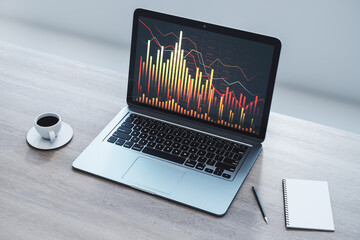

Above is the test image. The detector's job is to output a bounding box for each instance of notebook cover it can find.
[282,179,335,231]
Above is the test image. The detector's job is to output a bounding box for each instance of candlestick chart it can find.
[132,18,273,134]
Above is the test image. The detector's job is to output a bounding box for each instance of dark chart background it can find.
[131,16,274,135]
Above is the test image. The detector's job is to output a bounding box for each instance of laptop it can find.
[73,8,281,216]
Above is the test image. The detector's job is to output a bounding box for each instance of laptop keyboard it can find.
[106,113,249,180]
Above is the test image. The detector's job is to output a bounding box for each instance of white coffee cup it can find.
[34,112,62,143]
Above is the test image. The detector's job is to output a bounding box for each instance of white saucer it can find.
[27,122,73,150]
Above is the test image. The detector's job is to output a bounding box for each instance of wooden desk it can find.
[1,42,359,239]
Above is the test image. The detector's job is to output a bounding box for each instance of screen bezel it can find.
[127,8,281,141]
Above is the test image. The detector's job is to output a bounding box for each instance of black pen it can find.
[252,186,268,224]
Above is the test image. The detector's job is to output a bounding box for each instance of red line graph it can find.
[155,26,252,83]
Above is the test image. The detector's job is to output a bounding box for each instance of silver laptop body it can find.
[73,9,281,216]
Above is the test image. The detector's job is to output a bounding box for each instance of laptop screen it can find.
[128,10,280,139]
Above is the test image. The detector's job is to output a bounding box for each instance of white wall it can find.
[1,0,359,102]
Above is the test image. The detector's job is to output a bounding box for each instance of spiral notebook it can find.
[282,179,335,231]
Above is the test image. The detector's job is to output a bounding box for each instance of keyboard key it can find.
[180,145,189,151]
[155,144,164,150]
[182,139,190,145]
[233,147,246,154]
[195,163,206,170]
[155,138,164,143]
[139,133,148,139]
[107,136,117,143]
[171,149,181,155]
[189,135,198,141]
[222,173,231,179]
[215,168,224,173]
[142,147,186,164]
[181,133,190,138]
[133,125,142,131]
[205,168,213,173]
[139,139,148,145]
[130,131,140,136]
[199,144,207,150]
[117,127,131,134]
[231,142,241,148]
[125,117,135,123]
[121,122,134,129]
[180,151,190,158]
[113,131,131,140]
[157,126,165,131]
[172,142,181,148]
[214,155,224,161]
[215,142,224,148]
[142,127,150,133]
[130,137,140,143]
[195,132,204,137]
[205,135,214,140]
[157,132,166,138]
[163,140,172,146]
[233,154,243,160]
[115,139,125,146]
[198,156,207,163]
[163,146,173,152]
[173,131,181,136]
[206,152,215,158]
[147,142,156,148]
[207,146,216,152]
[185,160,196,168]
[133,119,141,125]
[214,168,224,176]
[149,130,158,135]
[149,124,157,129]
[221,139,232,145]
[239,145,248,150]
[207,159,216,166]
[223,145,232,151]
[164,128,173,134]
[198,138,207,143]
[174,137,182,142]
[189,154,198,161]
[216,149,225,155]
[214,168,223,176]
[145,118,153,123]
[132,144,144,151]
[223,158,240,166]
[123,141,133,148]
[147,135,156,141]
[190,142,199,147]
[197,150,206,156]
[189,148,197,154]
[165,135,174,140]
[215,162,236,172]
[224,152,233,158]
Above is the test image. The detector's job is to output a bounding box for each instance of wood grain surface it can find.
[0,41,359,240]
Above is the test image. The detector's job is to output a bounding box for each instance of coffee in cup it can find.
[34,112,62,143]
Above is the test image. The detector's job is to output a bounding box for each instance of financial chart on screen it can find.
[131,17,274,135]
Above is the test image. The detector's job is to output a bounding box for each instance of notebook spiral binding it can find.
[282,179,290,226]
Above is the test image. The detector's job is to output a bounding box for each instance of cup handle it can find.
[49,130,56,143]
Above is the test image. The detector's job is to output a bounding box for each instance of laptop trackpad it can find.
[123,157,186,195]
